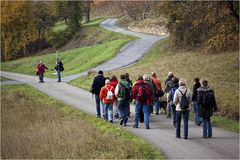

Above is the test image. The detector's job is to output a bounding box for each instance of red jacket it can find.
[37,64,48,73]
[132,80,152,105]
[100,84,115,104]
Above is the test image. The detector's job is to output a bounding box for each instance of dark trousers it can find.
[176,110,189,138]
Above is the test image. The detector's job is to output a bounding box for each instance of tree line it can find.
[1,1,91,61]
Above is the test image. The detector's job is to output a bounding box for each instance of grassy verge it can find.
[1,18,136,78]
[71,38,239,133]
[1,84,165,159]
[1,76,10,82]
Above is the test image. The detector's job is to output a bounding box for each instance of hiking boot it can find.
[208,135,212,138]
[202,135,207,138]
[109,120,113,123]
[114,114,119,119]
[123,123,127,126]
[176,136,181,138]
[146,126,150,129]
[197,121,202,126]
[184,137,188,140]
[133,125,138,128]
[119,119,123,125]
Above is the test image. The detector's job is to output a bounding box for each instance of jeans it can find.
[166,102,172,116]
[95,95,101,117]
[171,104,177,126]
[149,104,153,115]
[176,110,189,138]
[134,103,149,128]
[118,100,129,124]
[113,101,119,115]
[57,70,61,82]
[39,73,44,82]
[202,117,212,137]
[193,101,202,125]
[104,103,113,121]
[155,96,160,114]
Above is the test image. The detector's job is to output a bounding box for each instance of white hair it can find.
[143,74,150,81]
[105,79,110,84]
[168,72,173,76]
[179,78,187,86]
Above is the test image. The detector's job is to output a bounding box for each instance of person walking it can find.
[169,77,179,127]
[173,78,192,139]
[151,71,164,115]
[115,74,131,126]
[90,70,106,118]
[110,75,119,119]
[164,72,174,118]
[197,79,217,138]
[36,60,48,83]
[55,58,64,82]
[144,74,155,115]
[192,77,202,125]
[132,74,152,129]
[100,79,115,122]
[125,73,133,116]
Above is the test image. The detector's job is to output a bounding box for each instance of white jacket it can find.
[173,85,192,111]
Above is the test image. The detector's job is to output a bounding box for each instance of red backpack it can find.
[137,83,151,102]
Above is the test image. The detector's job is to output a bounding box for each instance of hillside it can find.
[70,38,239,131]
[1,19,135,78]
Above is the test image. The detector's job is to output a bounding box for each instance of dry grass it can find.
[1,84,164,159]
[71,38,239,121]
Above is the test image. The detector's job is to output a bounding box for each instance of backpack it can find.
[105,86,114,100]
[60,66,64,71]
[137,83,150,101]
[119,82,131,101]
[202,91,215,108]
[59,62,64,71]
[178,89,189,110]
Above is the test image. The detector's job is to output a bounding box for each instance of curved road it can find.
[1,19,239,159]
[62,18,164,82]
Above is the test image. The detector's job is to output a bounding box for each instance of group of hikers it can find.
[36,59,64,82]
[90,71,218,139]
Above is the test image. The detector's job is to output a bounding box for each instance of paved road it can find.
[62,18,164,82]
[1,71,239,159]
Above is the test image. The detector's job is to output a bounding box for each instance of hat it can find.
[98,70,103,75]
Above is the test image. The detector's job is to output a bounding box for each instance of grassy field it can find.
[1,84,165,159]
[1,18,135,78]
[70,38,239,133]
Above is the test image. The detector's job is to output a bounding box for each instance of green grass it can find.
[1,84,165,159]
[1,18,135,78]
[71,38,239,133]
[51,21,68,33]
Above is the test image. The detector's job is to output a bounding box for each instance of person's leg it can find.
[193,101,202,125]
[104,103,108,121]
[39,73,43,82]
[101,101,105,118]
[42,73,44,82]
[57,70,61,82]
[176,111,182,138]
[123,101,129,125]
[172,104,177,127]
[183,110,189,139]
[113,101,119,119]
[202,118,207,138]
[108,103,113,122]
[143,104,150,129]
[139,105,144,123]
[166,102,172,118]
[118,100,124,125]
[95,95,101,117]
[155,96,160,114]
[207,117,212,137]
[134,103,140,128]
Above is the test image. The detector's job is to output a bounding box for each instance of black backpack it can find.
[178,89,189,110]
[202,91,215,108]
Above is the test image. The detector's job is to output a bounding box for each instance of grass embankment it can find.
[1,84,165,159]
[1,18,135,78]
[71,38,239,133]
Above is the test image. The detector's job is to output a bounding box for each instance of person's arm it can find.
[90,77,97,94]
[99,87,104,102]
[212,91,218,112]
[173,90,178,106]
[114,84,119,97]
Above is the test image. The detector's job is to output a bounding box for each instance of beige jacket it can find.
[173,86,192,111]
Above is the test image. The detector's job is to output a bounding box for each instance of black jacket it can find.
[90,74,105,96]
[192,82,201,101]
[197,86,217,118]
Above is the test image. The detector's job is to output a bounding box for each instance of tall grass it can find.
[1,84,165,159]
